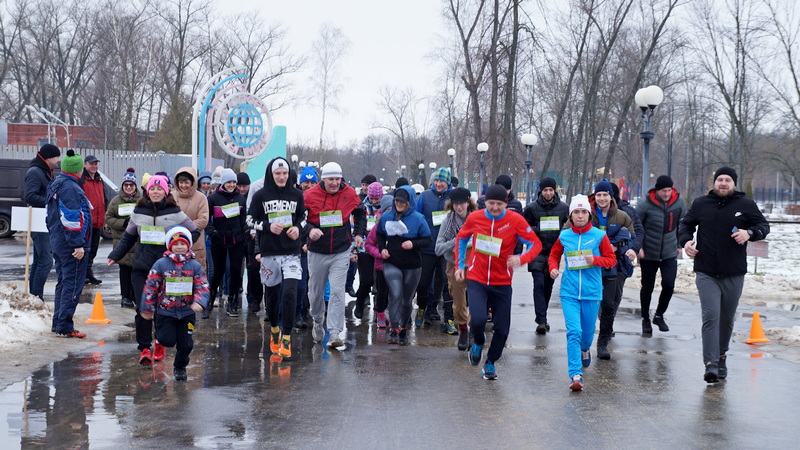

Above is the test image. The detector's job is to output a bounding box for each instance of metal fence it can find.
[2,145,224,187]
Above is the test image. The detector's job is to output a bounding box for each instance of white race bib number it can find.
[320,210,343,228]
[475,234,502,257]
[540,216,560,231]
[118,203,135,217]
[165,276,192,296]
[367,217,376,231]
[268,211,292,228]
[221,203,240,218]
[566,250,593,270]
[140,226,165,245]
[431,211,447,227]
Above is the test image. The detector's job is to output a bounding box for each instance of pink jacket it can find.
[365,210,384,271]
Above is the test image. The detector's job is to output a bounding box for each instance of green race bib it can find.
[566,250,593,270]
[140,226,165,245]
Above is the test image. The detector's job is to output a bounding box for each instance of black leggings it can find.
[210,243,246,297]
[640,258,678,318]
[266,278,298,335]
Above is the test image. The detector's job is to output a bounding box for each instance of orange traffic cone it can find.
[86,292,112,324]
[745,311,769,344]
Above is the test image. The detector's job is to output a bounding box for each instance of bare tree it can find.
[310,23,351,150]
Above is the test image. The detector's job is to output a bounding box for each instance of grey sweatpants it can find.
[696,272,744,365]
[383,263,422,329]
[308,251,351,338]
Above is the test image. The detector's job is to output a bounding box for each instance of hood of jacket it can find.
[30,154,53,178]
[391,185,419,218]
[647,186,681,208]
[263,157,299,193]
[174,166,198,199]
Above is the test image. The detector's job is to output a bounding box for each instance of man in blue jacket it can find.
[24,144,61,300]
[46,150,92,338]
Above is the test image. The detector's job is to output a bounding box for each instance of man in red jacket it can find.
[455,184,542,380]
[80,155,107,285]
[303,162,367,349]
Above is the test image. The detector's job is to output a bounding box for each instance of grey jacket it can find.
[636,188,686,261]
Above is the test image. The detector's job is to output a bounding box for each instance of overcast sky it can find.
[227,0,447,146]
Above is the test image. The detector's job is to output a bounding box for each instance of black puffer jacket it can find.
[523,192,569,272]
[678,190,769,278]
[206,186,248,248]
[636,188,685,261]
[24,155,54,207]
[108,200,199,273]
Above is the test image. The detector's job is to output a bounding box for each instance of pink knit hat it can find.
[367,182,384,199]
[145,175,170,197]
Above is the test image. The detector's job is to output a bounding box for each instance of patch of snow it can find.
[0,282,52,346]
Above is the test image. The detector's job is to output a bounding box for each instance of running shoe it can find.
[278,336,292,360]
[312,320,325,343]
[270,331,281,354]
[443,319,458,335]
[468,343,483,366]
[570,374,583,391]
[153,341,166,362]
[581,350,591,368]
[376,312,388,329]
[139,348,152,366]
[414,308,426,327]
[482,361,497,380]
[174,368,187,381]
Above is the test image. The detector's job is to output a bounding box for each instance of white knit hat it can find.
[569,194,591,215]
[165,226,193,248]
[320,162,343,179]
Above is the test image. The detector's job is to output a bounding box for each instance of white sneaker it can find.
[327,330,344,348]
[312,320,324,343]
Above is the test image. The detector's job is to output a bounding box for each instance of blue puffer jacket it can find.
[377,185,432,269]
[46,172,92,251]
[416,184,452,254]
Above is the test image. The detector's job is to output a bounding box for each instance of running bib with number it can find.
[566,250,593,270]
[475,234,502,257]
[431,211,447,227]
[367,217,376,231]
[268,211,292,228]
[165,276,193,296]
[540,216,560,231]
[320,210,343,227]
[221,203,240,218]
[140,226,165,245]
[118,203,135,217]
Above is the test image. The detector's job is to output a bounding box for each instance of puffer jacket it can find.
[376,185,432,269]
[523,191,569,272]
[105,189,142,267]
[173,167,210,268]
[206,185,247,248]
[585,195,634,279]
[304,179,366,254]
[141,250,209,319]
[24,155,54,208]
[46,172,92,251]
[416,184,452,254]
[636,188,686,261]
[108,199,199,273]
[80,170,107,228]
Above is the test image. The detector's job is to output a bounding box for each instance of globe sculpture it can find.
[226,103,263,148]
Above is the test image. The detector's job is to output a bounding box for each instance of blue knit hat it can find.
[121,167,137,185]
[299,166,318,183]
[594,179,613,195]
[432,167,451,185]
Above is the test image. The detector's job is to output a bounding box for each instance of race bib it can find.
[431,210,447,227]
[566,250,593,270]
[221,203,240,218]
[118,203,135,217]
[367,217,376,231]
[320,210,343,228]
[140,226,165,245]
[475,234,502,257]
[385,220,409,236]
[165,276,192,296]
[268,211,292,228]
[540,216,560,231]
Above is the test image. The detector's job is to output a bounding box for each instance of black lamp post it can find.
[477,142,488,193]
[520,134,537,205]
[635,85,664,195]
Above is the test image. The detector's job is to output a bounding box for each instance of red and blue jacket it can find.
[46,172,92,250]
[142,250,210,319]
[548,223,616,301]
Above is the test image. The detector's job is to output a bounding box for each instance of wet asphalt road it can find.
[1,236,799,448]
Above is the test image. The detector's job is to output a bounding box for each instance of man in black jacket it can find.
[678,166,769,383]
[24,144,61,300]
[522,177,568,334]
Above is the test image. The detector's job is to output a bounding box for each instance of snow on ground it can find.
[0,282,52,346]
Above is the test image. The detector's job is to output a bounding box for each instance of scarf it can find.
[440,210,466,242]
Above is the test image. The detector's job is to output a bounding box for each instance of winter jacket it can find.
[376,186,432,269]
[141,250,209,319]
[365,222,384,271]
[678,190,769,278]
[455,208,542,286]
[477,190,524,214]
[304,180,366,254]
[105,189,142,267]
[46,172,92,251]
[108,200,199,273]
[206,186,248,248]
[416,185,452,254]
[24,155,54,208]
[548,223,616,301]
[80,170,107,228]
[584,196,634,279]
[522,192,569,272]
[173,167,210,268]
[616,197,644,254]
[435,210,470,264]
[247,159,305,256]
[636,188,686,261]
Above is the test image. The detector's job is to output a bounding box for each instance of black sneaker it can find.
[121,297,135,308]
[398,328,409,346]
[704,362,719,383]
[718,354,727,379]
[354,301,364,319]
[652,315,669,332]
[536,323,549,335]
[346,288,357,298]
[597,346,611,360]
[457,326,469,351]
[87,276,102,285]
[174,368,188,381]
[642,318,653,334]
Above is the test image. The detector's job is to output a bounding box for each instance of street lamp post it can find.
[401,165,406,179]
[447,148,456,180]
[477,142,489,193]
[418,163,425,185]
[39,107,70,148]
[429,161,437,180]
[25,105,53,143]
[520,134,538,205]
[635,85,664,196]
[291,154,299,172]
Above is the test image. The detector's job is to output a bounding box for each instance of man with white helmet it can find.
[303,162,367,348]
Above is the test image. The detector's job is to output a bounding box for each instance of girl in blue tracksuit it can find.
[548,195,616,391]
